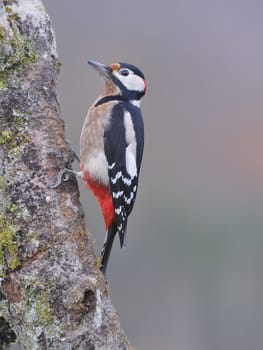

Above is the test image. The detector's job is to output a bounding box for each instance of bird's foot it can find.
[50,168,83,188]
[50,139,82,188]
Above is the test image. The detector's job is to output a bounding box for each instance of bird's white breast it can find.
[80,101,117,185]
[84,151,109,185]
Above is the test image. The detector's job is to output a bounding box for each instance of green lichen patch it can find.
[21,278,55,328]
[0,25,9,45]
[9,204,18,214]
[0,79,7,90]
[4,6,19,22]
[0,212,20,278]
[0,17,38,89]
[0,20,37,70]
[35,290,53,325]
[0,109,31,154]
[12,109,31,130]
[0,127,30,151]
[0,129,16,147]
[5,6,12,15]
[0,177,5,190]
[8,25,38,67]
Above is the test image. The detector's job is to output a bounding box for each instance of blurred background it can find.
[44,1,263,349]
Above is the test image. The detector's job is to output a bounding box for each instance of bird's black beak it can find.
[88,60,112,80]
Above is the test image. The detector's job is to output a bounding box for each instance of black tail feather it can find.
[100,223,117,275]
[118,226,127,248]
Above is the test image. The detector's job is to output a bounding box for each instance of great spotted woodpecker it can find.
[81,60,146,274]
[52,60,146,274]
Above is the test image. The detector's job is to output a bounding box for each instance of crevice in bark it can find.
[0,316,16,348]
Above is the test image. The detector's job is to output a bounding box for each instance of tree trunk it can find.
[0,1,130,349]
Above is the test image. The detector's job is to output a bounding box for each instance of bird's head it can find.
[88,60,146,105]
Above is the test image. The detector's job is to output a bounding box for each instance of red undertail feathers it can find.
[81,165,115,230]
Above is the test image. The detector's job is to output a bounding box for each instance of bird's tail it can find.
[100,223,117,275]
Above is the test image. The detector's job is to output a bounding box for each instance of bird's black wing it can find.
[104,102,144,247]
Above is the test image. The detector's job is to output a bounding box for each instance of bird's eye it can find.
[120,69,129,76]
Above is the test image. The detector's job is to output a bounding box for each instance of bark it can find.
[0,1,130,349]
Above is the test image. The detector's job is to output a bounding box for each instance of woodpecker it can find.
[79,60,146,274]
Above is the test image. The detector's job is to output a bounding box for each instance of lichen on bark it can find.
[0,0,131,349]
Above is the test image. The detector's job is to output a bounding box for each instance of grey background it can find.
[44,1,263,349]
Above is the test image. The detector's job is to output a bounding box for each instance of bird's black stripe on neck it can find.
[95,95,124,107]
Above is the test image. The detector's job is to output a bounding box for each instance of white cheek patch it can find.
[114,71,145,92]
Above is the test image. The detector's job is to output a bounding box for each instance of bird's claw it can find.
[50,168,73,188]
[51,167,83,188]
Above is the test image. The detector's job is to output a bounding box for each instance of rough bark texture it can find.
[0,1,130,349]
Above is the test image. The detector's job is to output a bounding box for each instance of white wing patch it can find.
[125,146,137,178]
[124,111,137,178]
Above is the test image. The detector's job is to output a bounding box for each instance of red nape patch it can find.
[81,166,115,230]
